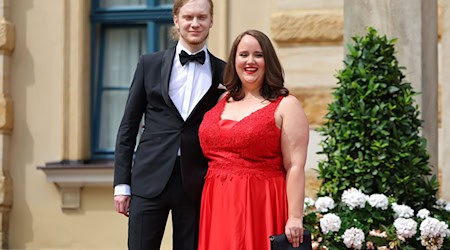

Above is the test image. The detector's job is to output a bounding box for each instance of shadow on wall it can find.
[9,0,35,248]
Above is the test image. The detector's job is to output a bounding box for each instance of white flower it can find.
[319,213,342,234]
[368,194,389,210]
[436,199,447,207]
[342,227,365,250]
[394,218,417,239]
[341,188,368,210]
[416,208,430,219]
[369,229,387,238]
[421,237,444,250]
[434,199,450,212]
[420,217,450,238]
[304,197,315,208]
[392,203,414,218]
[419,217,450,250]
[315,196,335,213]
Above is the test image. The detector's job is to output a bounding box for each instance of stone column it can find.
[441,0,450,200]
[0,0,14,248]
[344,0,439,177]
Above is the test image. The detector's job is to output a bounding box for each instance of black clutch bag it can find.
[269,230,312,250]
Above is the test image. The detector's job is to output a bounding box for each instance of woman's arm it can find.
[276,95,310,248]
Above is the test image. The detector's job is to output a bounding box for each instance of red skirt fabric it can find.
[198,171,288,250]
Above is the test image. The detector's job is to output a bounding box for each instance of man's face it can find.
[173,0,213,51]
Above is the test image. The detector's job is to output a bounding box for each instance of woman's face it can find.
[235,35,266,89]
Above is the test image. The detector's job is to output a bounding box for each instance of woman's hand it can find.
[285,217,304,248]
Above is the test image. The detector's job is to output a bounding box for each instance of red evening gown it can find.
[198,95,288,250]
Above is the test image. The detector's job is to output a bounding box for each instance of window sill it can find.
[38,160,114,210]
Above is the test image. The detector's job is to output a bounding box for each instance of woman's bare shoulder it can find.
[279,95,303,111]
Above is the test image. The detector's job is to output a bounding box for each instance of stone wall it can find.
[268,1,344,197]
[0,5,14,249]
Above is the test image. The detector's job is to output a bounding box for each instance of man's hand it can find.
[114,195,131,217]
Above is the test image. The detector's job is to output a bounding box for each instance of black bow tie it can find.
[179,50,206,66]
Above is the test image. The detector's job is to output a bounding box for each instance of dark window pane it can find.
[95,26,146,152]
[159,24,177,50]
[99,0,145,8]
[158,0,174,6]
[103,27,147,88]
[99,90,129,150]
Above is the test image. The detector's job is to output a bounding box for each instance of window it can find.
[90,0,176,159]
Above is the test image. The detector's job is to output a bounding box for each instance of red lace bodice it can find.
[199,95,285,179]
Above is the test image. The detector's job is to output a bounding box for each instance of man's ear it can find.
[173,15,179,30]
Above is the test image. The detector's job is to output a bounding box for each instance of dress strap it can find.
[265,95,285,112]
[218,93,230,108]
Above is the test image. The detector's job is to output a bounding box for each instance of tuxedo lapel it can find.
[161,47,180,115]
[210,51,225,89]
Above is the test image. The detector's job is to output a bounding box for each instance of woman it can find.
[198,30,309,250]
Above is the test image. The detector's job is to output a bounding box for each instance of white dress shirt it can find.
[169,43,212,120]
[114,42,212,196]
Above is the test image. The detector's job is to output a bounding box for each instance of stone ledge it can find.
[38,160,113,209]
[271,9,343,44]
[0,94,13,134]
[271,7,443,44]
[0,18,15,54]
[291,86,334,127]
[305,168,321,198]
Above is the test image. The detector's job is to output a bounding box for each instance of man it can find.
[113,0,224,249]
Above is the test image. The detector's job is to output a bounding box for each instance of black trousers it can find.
[128,157,200,250]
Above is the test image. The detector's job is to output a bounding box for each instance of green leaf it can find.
[389,86,400,93]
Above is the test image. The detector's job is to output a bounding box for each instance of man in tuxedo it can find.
[113,0,225,249]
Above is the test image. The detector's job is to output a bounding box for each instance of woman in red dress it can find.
[198,30,309,250]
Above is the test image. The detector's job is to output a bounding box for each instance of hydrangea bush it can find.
[303,189,450,250]
[309,27,450,249]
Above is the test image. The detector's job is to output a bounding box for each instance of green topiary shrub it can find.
[316,27,439,211]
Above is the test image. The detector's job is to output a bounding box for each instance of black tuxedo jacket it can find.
[114,47,225,202]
